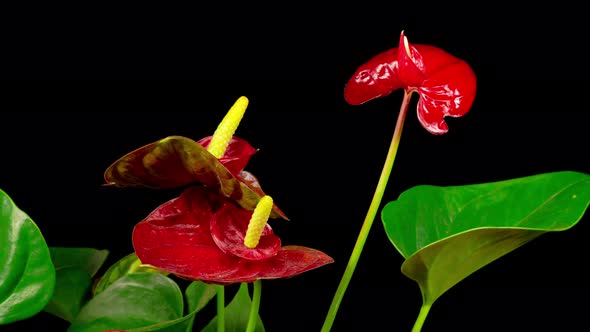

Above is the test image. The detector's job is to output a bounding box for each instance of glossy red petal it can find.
[344,31,477,135]
[210,203,281,260]
[133,187,220,250]
[132,187,242,280]
[397,31,427,87]
[416,61,477,134]
[237,170,289,220]
[132,187,332,285]
[136,243,243,282]
[413,44,463,77]
[197,136,257,175]
[211,246,335,284]
[343,48,402,105]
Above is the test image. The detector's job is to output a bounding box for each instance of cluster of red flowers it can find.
[104,105,333,285]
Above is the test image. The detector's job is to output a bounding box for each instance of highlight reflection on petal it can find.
[344,31,477,134]
[133,186,332,285]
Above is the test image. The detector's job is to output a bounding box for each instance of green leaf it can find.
[184,281,217,331]
[125,281,217,332]
[43,247,110,322]
[382,170,590,307]
[49,247,109,278]
[93,252,167,297]
[202,283,265,332]
[68,273,184,332]
[0,188,56,325]
[44,267,92,322]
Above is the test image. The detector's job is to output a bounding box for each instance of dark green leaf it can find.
[202,283,265,332]
[382,170,590,306]
[43,248,109,321]
[0,188,55,325]
[185,281,217,315]
[49,247,109,278]
[44,267,92,322]
[68,273,183,332]
[93,252,167,297]
[184,281,217,331]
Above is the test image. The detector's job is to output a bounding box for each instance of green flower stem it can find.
[245,280,262,332]
[321,90,413,332]
[216,285,225,332]
[411,303,432,332]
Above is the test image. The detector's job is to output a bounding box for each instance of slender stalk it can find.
[411,303,432,332]
[246,280,262,332]
[321,90,413,332]
[216,285,225,332]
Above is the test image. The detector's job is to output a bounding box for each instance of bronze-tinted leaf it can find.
[104,136,286,219]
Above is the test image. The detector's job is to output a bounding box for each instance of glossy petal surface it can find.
[211,203,281,260]
[344,31,477,134]
[104,135,286,219]
[133,187,333,284]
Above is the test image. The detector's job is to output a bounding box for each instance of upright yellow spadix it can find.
[207,96,249,158]
[244,195,274,248]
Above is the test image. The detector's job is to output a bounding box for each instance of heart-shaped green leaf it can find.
[104,136,286,219]
[0,188,56,325]
[68,273,184,332]
[202,283,265,332]
[44,247,110,322]
[93,252,168,297]
[382,170,590,308]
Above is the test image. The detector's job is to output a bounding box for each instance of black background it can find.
[2,2,589,332]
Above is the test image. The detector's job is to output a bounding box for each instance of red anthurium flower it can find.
[104,135,287,219]
[132,186,333,285]
[344,31,477,134]
[104,135,256,189]
[104,97,287,219]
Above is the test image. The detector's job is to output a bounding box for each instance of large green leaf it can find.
[202,283,265,332]
[382,170,590,307]
[93,252,167,297]
[0,188,56,325]
[68,273,184,332]
[103,136,286,219]
[44,247,109,322]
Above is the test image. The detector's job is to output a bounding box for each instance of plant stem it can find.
[321,90,413,332]
[216,285,225,332]
[411,303,432,332]
[246,280,262,332]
